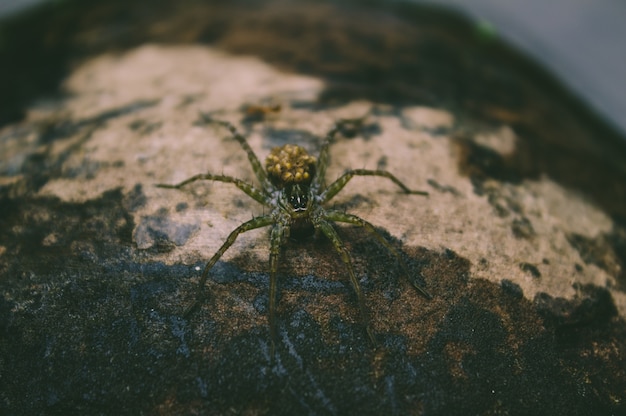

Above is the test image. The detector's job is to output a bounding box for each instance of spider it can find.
[157,115,431,347]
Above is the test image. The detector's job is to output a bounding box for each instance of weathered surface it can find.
[1,0,625,414]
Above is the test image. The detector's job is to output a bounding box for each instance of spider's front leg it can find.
[321,169,429,204]
[268,222,288,354]
[182,215,274,316]
[314,217,377,345]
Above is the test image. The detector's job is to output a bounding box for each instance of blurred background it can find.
[1,0,625,137]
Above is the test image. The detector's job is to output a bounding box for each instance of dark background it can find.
[3,0,625,137]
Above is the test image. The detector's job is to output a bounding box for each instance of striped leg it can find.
[157,174,270,206]
[314,218,376,345]
[312,124,341,191]
[321,169,429,204]
[199,114,272,189]
[268,223,287,355]
[325,210,431,299]
[183,215,275,316]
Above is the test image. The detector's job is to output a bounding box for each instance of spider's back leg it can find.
[312,123,341,191]
[200,114,272,189]
[156,173,270,206]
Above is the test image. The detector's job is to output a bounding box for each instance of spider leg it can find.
[324,210,432,299]
[314,217,376,345]
[183,215,274,317]
[321,169,428,203]
[268,222,287,355]
[156,174,270,206]
[312,123,341,190]
[314,111,378,189]
[199,114,272,189]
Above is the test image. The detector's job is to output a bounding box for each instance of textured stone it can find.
[1,0,625,414]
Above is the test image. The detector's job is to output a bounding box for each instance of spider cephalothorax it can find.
[157,116,430,349]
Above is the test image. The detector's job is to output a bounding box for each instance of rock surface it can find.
[1,0,625,414]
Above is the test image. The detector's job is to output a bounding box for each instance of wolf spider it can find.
[157,115,430,348]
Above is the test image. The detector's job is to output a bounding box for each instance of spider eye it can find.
[288,194,308,211]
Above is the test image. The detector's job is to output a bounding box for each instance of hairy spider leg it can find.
[268,222,288,353]
[312,124,341,191]
[325,210,432,299]
[314,217,377,345]
[182,215,275,317]
[200,115,273,190]
[321,169,429,204]
[156,174,270,205]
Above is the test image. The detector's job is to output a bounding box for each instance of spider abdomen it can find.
[266,144,316,187]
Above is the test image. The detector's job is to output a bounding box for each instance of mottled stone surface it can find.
[1,0,625,414]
